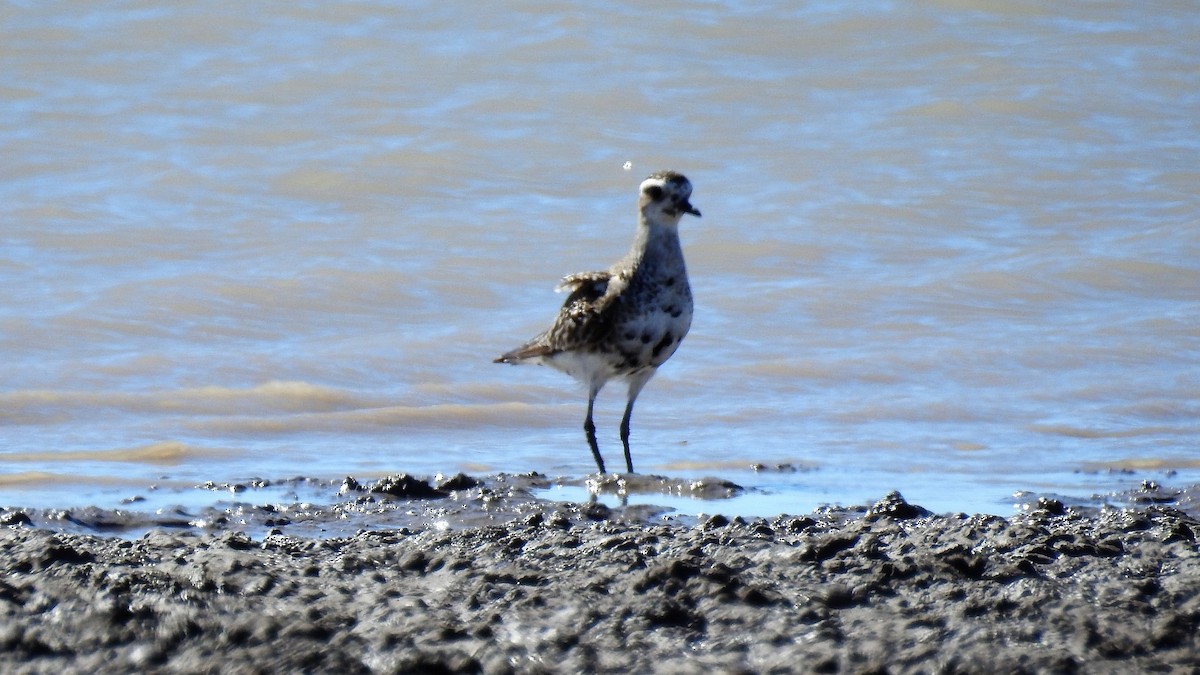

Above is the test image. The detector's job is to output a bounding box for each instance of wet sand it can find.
[2,475,1199,674]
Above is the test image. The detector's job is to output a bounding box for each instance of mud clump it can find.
[369,474,449,499]
[2,494,1199,673]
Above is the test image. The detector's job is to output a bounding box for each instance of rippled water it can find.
[3,1,1198,517]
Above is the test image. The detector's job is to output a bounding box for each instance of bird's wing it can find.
[545,270,624,352]
[555,271,610,295]
[496,271,620,363]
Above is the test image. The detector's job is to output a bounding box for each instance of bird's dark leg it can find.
[620,372,654,474]
[619,396,636,474]
[585,387,606,474]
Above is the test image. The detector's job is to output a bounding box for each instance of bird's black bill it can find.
[680,201,701,217]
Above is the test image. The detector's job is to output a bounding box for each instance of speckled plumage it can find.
[496,171,700,474]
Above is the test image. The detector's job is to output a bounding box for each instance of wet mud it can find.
[1,476,1199,673]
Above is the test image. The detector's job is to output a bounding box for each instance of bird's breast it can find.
[607,286,692,370]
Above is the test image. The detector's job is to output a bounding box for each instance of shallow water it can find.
[3,1,1198,517]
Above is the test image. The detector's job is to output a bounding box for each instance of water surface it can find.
[3,1,1198,517]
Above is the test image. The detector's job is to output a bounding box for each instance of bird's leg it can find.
[619,397,636,474]
[620,372,654,474]
[585,387,606,474]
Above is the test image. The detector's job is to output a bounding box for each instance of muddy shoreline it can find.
[2,476,1199,673]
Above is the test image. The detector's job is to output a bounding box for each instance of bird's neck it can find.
[623,217,685,273]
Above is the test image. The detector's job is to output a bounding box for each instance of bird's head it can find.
[638,170,701,225]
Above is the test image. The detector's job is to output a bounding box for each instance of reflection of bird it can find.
[496,171,700,473]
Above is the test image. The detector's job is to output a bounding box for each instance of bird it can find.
[495,170,700,474]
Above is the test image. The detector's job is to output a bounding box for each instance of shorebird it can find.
[495,170,700,474]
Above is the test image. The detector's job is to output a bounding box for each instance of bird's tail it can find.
[494,340,555,364]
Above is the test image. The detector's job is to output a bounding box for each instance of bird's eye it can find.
[644,185,665,201]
